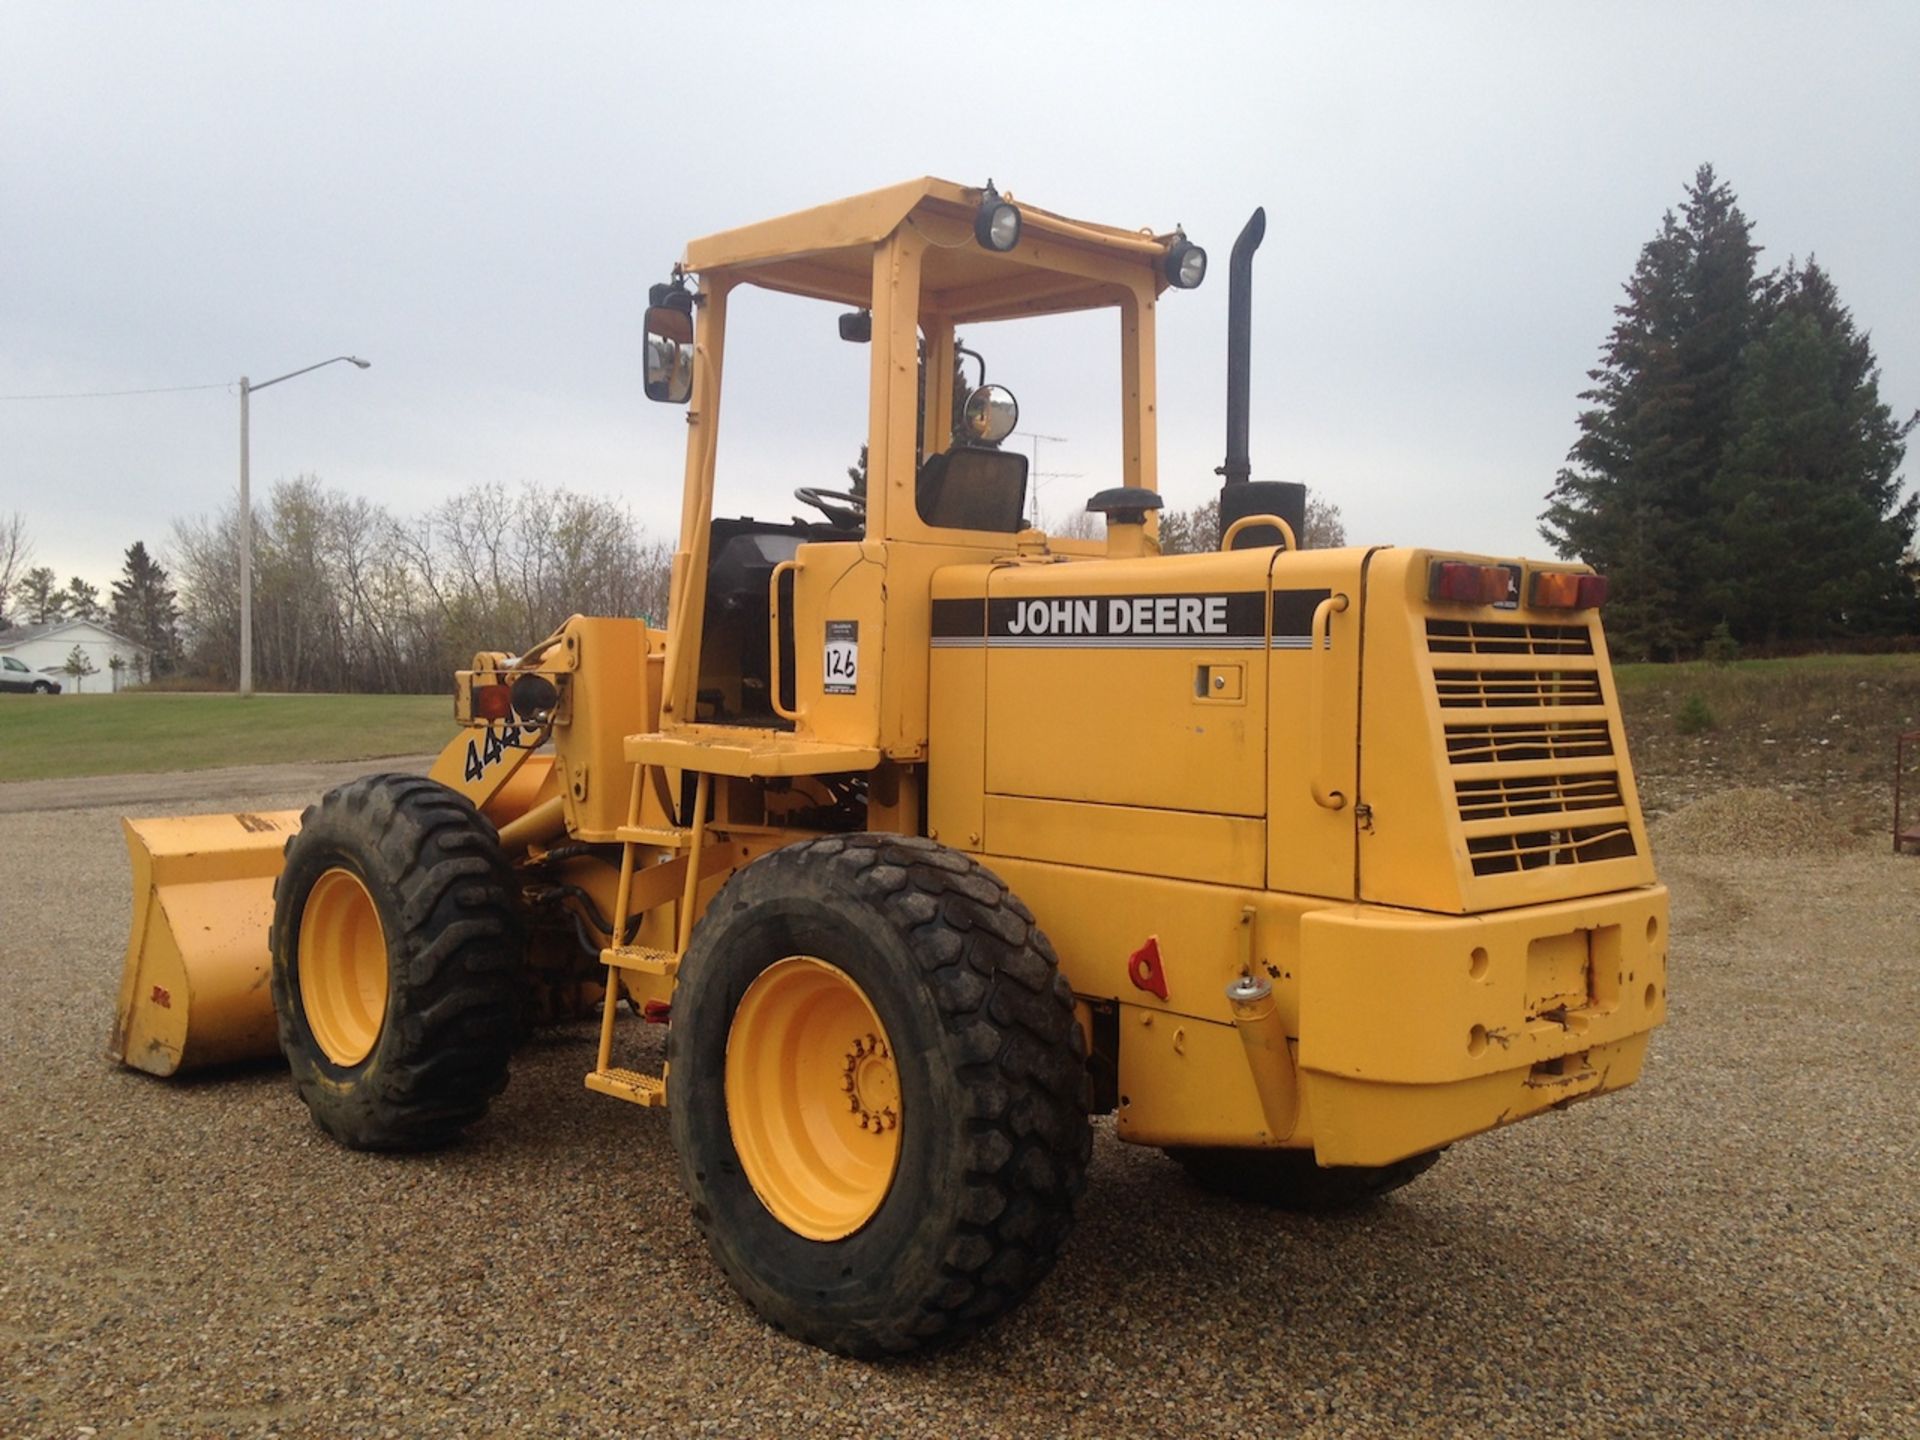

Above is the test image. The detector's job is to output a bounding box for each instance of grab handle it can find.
[1307,592,1350,810]
[1220,513,1298,552]
[768,559,800,722]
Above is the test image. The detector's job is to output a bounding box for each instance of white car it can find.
[0,654,61,694]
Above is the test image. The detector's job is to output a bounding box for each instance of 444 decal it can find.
[463,723,536,783]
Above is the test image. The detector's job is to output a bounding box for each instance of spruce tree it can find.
[1547,166,1920,653]
[1702,260,1918,641]
[110,541,181,679]
[1543,165,1762,658]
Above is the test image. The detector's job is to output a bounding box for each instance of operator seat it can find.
[915,446,1029,532]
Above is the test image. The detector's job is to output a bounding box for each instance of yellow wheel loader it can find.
[113,178,1668,1356]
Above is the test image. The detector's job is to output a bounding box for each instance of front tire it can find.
[270,773,526,1151]
[668,834,1091,1357]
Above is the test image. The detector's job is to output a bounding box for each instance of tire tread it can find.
[271,772,526,1151]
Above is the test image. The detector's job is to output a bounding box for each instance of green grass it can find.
[0,693,458,782]
[1611,651,1920,694]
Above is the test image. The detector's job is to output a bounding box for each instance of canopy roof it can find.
[682,177,1182,323]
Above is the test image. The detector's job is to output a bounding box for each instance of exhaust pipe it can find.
[1219,207,1265,489]
[1215,207,1306,548]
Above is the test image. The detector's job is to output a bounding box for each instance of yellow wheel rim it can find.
[299,867,390,1067]
[725,956,902,1241]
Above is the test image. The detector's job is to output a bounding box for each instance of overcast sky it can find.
[4,1,1916,597]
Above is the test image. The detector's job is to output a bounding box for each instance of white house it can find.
[0,618,151,693]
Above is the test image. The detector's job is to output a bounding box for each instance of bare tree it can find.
[1044,508,1103,541]
[1300,495,1347,549]
[170,477,675,692]
[0,512,30,628]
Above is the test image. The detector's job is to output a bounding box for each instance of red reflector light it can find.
[1577,574,1609,608]
[1430,561,1511,605]
[473,684,513,720]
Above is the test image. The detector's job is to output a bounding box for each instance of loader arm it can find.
[112,615,662,1076]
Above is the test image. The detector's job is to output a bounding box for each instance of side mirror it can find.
[643,304,695,404]
[959,384,1019,444]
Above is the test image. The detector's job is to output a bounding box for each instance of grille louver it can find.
[1428,623,1636,878]
[1426,619,1594,656]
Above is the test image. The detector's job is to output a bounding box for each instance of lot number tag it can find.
[823,620,858,694]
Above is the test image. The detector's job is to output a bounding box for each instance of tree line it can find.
[1544,164,1917,660]
[2,483,673,693]
[169,478,673,692]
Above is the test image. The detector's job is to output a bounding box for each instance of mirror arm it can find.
[955,343,987,387]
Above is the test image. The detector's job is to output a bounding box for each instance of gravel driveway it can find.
[2,764,1916,1437]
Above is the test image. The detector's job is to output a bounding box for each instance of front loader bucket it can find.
[111,811,302,1077]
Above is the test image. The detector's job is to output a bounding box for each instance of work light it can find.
[975,192,1022,252]
[1165,238,1207,288]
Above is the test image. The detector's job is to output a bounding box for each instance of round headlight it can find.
[975,199,1022,253]
[1165,239,1207,289]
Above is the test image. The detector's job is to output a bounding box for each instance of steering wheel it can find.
[793,486,865,529]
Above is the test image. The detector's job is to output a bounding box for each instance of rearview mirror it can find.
[643,304,695,404]
[960,384,1019,444]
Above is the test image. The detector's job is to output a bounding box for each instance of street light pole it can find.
[237,356,370,697]
[239,375,251,697]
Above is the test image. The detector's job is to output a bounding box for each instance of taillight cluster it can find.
[1529,571,1609,609]
[468,672,561,724]
[1428,561,1513,605]
[473,684,514,720]
[1427,558,1608,610]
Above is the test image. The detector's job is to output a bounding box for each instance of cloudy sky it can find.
[4,1,1916,595]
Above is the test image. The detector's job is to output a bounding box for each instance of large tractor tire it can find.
[270,773,527,1151]
[668,834,1092,1357]
[1166,1145,1441,1212]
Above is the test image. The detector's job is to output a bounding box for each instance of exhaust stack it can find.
[1215,207,1306,548]
[1220,208,1266,488]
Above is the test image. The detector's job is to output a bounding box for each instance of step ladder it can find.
[585,769,711,1108]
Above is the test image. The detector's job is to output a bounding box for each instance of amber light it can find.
[1531,571,1610,609]
[473,684,513,720]
[1429,561,1511,605]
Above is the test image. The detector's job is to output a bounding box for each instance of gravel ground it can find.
[3,763,1917,1438]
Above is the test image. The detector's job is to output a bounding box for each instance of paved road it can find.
[1,764,1915,1437]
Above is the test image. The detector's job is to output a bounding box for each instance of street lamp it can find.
[238,356,370,696]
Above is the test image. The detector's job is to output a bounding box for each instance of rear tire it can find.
[669,834,1092,1357]
[31,681,53,694]
[1166,1145,1441,1212]
[271,773,526,1151]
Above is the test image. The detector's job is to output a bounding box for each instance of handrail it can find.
[768,559,800,722]
[1220,513,1298,552]
[1307,592,1350,810]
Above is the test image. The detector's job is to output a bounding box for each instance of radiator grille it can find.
[1465,824,1638,875]
[1444,720,1613,764]
[1432,669,1605,709]
[1428,620,1637,878]
[1455,772,1623,822]
[1426,619,1594,656]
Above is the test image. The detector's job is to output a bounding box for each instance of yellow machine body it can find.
[114,176,1666,1173]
